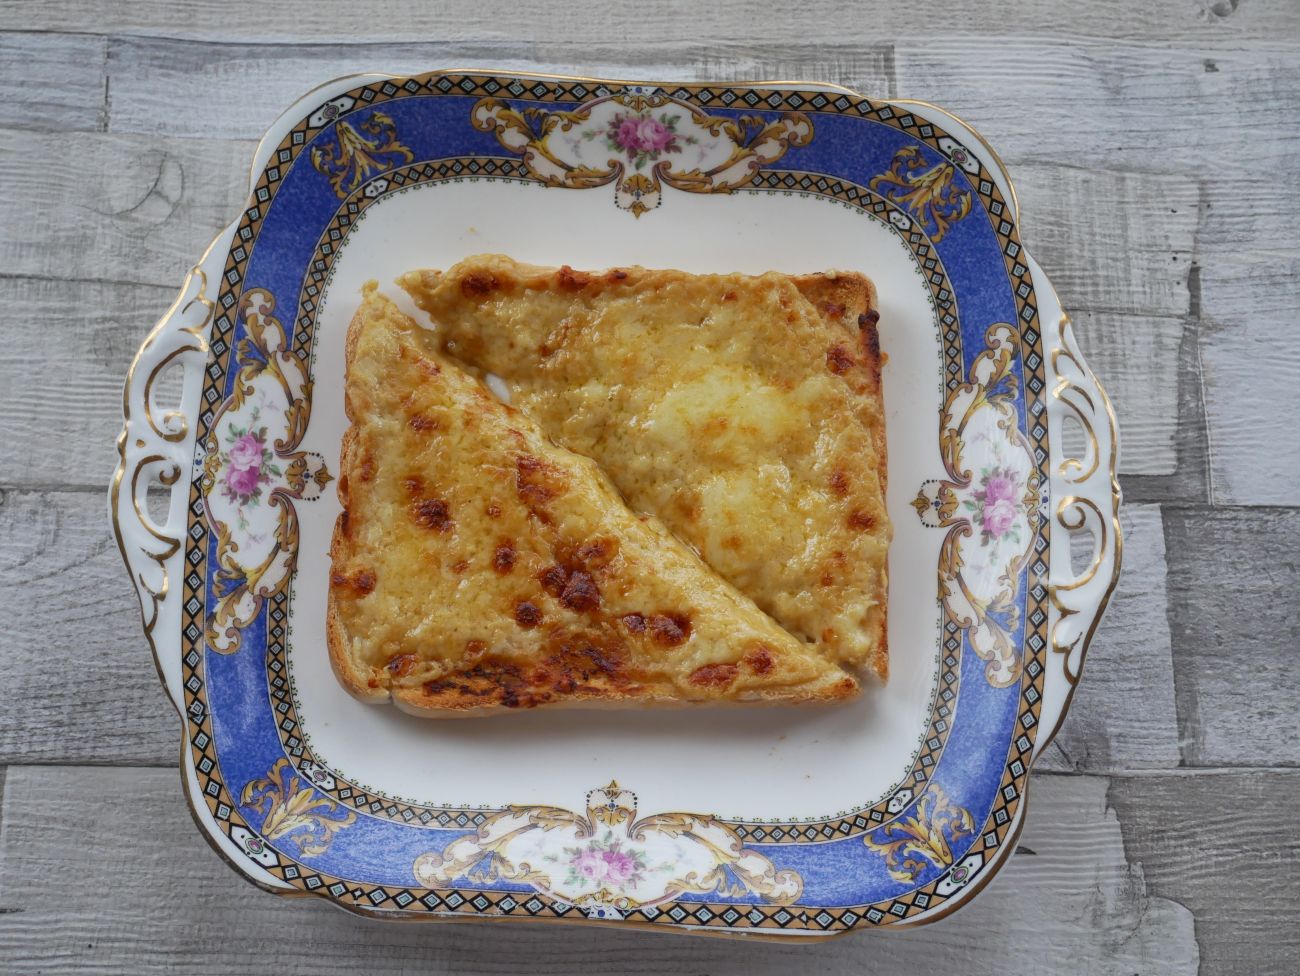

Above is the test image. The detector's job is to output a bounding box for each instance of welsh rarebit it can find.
[400,256,891,679]
[326,285,859,715]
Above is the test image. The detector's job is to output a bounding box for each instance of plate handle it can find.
[109,264,214,671]
[1040,305,1123,750]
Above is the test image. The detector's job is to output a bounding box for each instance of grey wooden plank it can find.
[1110,294,1213,506]
[2,0,1297,42]
[1198,176,1300,505]
[0,128,254,287]
[1013,164,1197,321]
[1109,770,1300,976]
[1200,316,1300,506]
[895,38,1300,171]
[1164,506,1300,767]
[0,490,178,765]
[0,766,1198,974]
[1070,311,1186,478]
[1036,505,1180,773]
[104,37,894,141]
[681,44,896,98]
[0,32,106,132]
[0,277,177,491]
[106,37,551,142]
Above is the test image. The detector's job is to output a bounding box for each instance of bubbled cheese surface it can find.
[326,286,858,714]
[400,256,891,678]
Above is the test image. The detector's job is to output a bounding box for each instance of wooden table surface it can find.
[1,1,1297,972]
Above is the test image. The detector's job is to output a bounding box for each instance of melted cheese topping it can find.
[327,286,858,713]
[400,256,891,677]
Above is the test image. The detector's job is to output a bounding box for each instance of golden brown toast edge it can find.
[790,271,890,682]
[325,290,390,705]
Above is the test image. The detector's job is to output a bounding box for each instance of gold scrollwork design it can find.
[913,323,1040,688]
[111,265,213,638]
[869,145,973,243]
[1047,314,1123,686]
[310,111,414,198]
[864,785,975,882]
[201,288,331,653]
[472,92,812,217]
[241,758,356,857]
[413,781,801,911]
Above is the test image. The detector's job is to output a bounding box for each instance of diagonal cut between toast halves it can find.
[400,255,891,680]
[327,285,859,716]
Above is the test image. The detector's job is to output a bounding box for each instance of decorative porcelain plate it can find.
[111,71,1120,938]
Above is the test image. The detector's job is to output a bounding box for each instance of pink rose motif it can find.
[982,472,1018,507]
[573,849,610,882]
[634,116,673,153]
[615,116,644,152]
[614,114,675,155]
[602,849,638,886]
[983,497,1017,538]
[228,432,264,471]
[226,463,261,498]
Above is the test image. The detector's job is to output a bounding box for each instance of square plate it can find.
[111,70,1120,938]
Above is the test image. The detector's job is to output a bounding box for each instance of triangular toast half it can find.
[399,256,891,679]
[327,286,859,715]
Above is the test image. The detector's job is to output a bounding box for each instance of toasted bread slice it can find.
[327,285,859,715]
[399,256,891,679]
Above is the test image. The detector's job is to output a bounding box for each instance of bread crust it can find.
[790,272,889,680]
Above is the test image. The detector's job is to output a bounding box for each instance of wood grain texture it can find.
[0,490,178,764]
[1070,311,1186,478]
[1200,316,1300,505]
[0,277,177,490]
[106,37,563,141]
[0,33,106,132]
[1197,176,1300,505]
[1013,164,1197,320]
[105,37,895,140]
[1109,770,1300,976]
[0,767,1198,974]
[1111,296,1214,507]
[1164,506,1300,767]
[894,38,1300,171]
[2,0,1297,42]
[1035,505,1181,773]
[0,129,254,288]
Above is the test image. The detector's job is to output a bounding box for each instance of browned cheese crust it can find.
[326,285,859,715]
[400,256,891,680]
